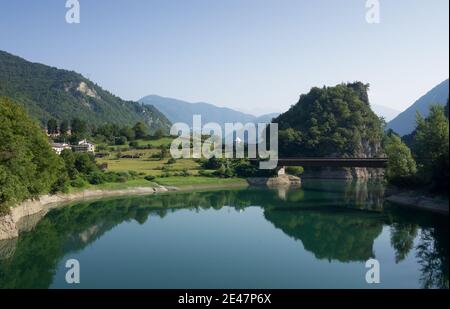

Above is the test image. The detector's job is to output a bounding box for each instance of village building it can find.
[51,143,71,155]
[72,139,96,153]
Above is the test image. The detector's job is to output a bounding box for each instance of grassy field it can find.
[68,179,158,193]
[95,136,247,188]
[97,157,201,176]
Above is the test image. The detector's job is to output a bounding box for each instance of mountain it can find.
[371,104,400,122]
[0,50,171,133]
[387,79,449,136]
[139,95,278,128]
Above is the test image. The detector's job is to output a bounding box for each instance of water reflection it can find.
[0,180,448,289]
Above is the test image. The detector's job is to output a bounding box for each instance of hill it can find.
[387,79,449,136]
[273,82,385,178]
[139,95,278,128]
[0,50,171,133]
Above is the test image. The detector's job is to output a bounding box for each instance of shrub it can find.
[88,172,107,185]
[129,141,139,148]
[286,166,304,176]
[144,175,156,181]
[70,177,87,188]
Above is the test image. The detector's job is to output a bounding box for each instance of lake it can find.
[0,180,448,289]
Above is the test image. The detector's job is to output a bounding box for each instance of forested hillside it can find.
[274,82,384,159]
[0,50,171,133]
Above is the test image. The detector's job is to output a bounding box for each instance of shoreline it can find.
[0,179,250,241]
[0,185,175,240]
[386,192,449,215]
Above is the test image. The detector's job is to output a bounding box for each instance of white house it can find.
[72,139,95,153]
[51,143,71,155]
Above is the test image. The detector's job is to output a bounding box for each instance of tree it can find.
[47,119,58,135]
[413,105,449,193]
[153,128,164,139]
[383,133,417,185]
[0,97,65,214]
[120,126,135,141]
[59,120,69,135]
[71,118,87,136]
[133,122,148,139]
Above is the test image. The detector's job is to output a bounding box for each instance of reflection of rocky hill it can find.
[0,185,447,288]
[264,209,384,262]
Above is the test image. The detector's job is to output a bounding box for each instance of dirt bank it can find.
[0,186,173,240]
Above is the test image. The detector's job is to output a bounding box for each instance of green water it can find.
[0,180,448,289]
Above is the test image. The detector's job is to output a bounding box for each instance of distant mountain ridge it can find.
[387,79,449,135]
[371,104,400,122]
[139,95,279,129]
[0,50,171,132]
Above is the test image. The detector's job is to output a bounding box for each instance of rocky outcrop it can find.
[386,192,449,215]
[302,167,384,179]
[247,175,301,187]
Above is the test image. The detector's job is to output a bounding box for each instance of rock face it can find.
[0,215,18,240]
[302,168,384,179]
[247,175,301,187]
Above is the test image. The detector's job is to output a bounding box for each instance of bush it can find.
[70,177,87,188]
[144,175,156,181]
[198,170,213,177]
[115,136,127,145]
[286,166,304,176]
[129,141,139,148]
[181,168,191,177]
[128,170,139,178]
[88,172,107,185]
[201,156,222,169]
[167,158,177,165]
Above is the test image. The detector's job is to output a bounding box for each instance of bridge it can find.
[251,158,388,168]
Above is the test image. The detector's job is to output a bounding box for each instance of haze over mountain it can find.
[371,104,401,122]
[0,50,171,133]
[387,79,449,136]
[139,95,279,129]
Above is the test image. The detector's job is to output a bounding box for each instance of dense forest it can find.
[0,97,144,215]
[274,82,384,158]
[0,50,171,133]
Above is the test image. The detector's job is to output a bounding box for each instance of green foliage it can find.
[59,120,69,135]
[47,119,58,134]
[0,97,64,212]
[413,105,449,193]
[167,158,177,164]
[133,122,148,139]
[70,118,87,137]
[144,175,156,182]
[286,166,304,176]
[383,133,417,186]
[201,156,222,169]
[115,136,127,145]
[152,128,165,139]
[274,82,384,157]
[0,50,171,133]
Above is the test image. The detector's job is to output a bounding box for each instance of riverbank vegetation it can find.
[385,103,449,196]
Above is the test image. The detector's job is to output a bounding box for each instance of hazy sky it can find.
[0,0,448,115]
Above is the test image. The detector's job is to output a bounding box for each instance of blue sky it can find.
[0,0,448,115]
